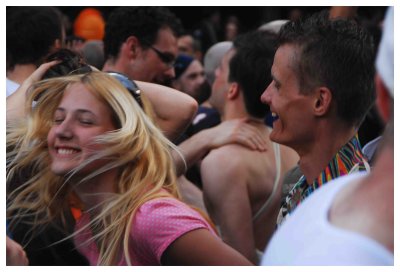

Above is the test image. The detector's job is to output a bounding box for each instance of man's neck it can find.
[298,124,357,183]
[103,58,124,74]
[7,64,37,84]
[222,99,248,121]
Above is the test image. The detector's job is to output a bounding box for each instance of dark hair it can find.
[278,10,375,127]
[229,30,277,118]
[42,49,89,79]
[6,7,63,69]
[104,7,183,59]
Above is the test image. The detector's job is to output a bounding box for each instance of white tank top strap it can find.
[252,138,281,221]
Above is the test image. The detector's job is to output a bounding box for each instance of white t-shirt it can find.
[6,78,20,97]
[261,172,393,266]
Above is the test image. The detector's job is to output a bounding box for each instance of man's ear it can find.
[227,82,240,100]
[125,36,140,59]
[313,87,332,116]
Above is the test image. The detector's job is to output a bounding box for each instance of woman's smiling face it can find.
[47,82,116,177]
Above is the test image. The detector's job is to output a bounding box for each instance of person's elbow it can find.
[180,95,198,126]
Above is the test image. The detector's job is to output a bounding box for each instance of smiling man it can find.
[260,10,375,226]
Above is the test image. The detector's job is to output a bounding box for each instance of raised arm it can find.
[136,81,198,141]
[6,61,59,123]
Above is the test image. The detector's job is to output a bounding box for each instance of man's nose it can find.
[260,82,273,105]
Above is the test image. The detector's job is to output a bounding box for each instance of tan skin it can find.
[260,44,357,183]
[202,48,298,263]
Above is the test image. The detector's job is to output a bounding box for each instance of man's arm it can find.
[201,147,258,264]
[136,81,198,141]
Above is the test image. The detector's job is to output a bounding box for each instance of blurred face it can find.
[177,60,206,100]
[210,49,235,114]
[47,83,116,176]
[225,22,238,41]
[177,35,195,56]
[260,44,315,149]
[136,27,178,85]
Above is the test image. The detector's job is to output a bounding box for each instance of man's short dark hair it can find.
[229,30,277,118]
[104,7,183,60]
[278,10,375,127]
[7,7,63,69]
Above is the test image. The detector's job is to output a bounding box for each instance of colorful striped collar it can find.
[280,134,369,221]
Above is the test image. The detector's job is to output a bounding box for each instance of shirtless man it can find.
[201,31,298,264]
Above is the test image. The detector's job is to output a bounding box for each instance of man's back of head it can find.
[277,10,375,128]
[203,41,232,85]
[229,30,277,119]
[7,7,64,70]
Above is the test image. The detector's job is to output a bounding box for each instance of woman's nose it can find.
[54,119,73,139]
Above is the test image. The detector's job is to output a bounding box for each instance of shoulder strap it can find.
[252,140,281,221]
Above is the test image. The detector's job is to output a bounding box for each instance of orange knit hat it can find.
[73,8,105,40]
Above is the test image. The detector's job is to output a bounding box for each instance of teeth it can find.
[271,112,277,117]
[58,148,78,155]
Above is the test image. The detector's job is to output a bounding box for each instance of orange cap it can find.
[73,8,105,40]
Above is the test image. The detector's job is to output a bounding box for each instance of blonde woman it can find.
[7,71,251,265]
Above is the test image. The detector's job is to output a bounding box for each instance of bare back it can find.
[201,124,298,263]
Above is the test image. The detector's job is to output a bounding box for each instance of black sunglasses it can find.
[141,41,176,68]
[68,68,143,109]
[107,72,143,109]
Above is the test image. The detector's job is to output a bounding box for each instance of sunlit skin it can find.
[260,44,315,151]
[47,83,116,177]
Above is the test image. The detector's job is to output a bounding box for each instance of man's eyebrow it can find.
[271,73,280,85]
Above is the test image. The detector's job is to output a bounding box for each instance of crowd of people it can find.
[6,6,393,266]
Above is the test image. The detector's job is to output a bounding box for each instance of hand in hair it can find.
[7,60,60,123]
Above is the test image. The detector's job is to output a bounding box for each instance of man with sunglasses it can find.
[102,7,199,142]
[103,6,181,86]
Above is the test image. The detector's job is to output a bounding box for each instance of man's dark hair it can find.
[278,10,375,127]
[104,7,183,60]
[229,30,277,118]
[6,7,63,69]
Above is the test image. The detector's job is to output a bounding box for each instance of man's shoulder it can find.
[204,144,250,168]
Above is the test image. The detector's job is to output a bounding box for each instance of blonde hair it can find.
[7,72,180,265]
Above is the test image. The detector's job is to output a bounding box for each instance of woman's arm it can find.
[161,228,252,265]
[7,61,59,123]
[136,81,198,141]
